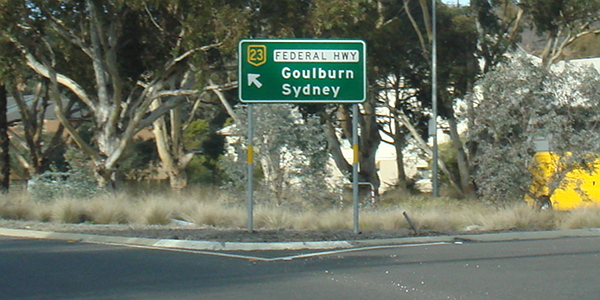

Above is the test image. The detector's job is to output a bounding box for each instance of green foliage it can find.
[220,104,335,205]
[471,0,523,72]
[28,147,99,202]
[118,138,159,181]
[183,120,210,150]
[438,141,459,185]
[186,155,223,184]
[182,119,226,185]
[0,38,24,81]
[305,0,370,38]
[519,0,600,35]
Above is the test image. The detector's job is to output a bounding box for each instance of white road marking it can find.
[87,241,452,262]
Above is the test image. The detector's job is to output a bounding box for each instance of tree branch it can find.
[24,53,96,114]
[206,79,239,123]
[163,42,223,72]
[404,0,430,60]
[135,89,201,133]
[49,16,94,59]
[47,67,101,162]
[550,28,600,65]
[390,106,463,193]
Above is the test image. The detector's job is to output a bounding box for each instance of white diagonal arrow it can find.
[248,73,263,88]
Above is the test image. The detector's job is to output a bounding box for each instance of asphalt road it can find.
[1,235,599,299]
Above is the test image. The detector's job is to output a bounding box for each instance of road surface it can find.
[1,235,599,299]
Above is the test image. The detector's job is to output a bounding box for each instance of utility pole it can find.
[431,0,439,197]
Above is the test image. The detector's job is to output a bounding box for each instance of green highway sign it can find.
[238,39,366,103]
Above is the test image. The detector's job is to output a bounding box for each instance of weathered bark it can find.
[258,148,286,205]
[206,80,239,123]
[150,67,219,191]
[393,111,463,195]
[320,110,352,177]
[358,98,382,193]
[0,85,9,193]
[152,100,193,191]
[8,84,42,177]
[447,117,475,198]
[393,122,408,190]
[325,102,382,192]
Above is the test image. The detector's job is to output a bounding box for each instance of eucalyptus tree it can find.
[518,0,600,69]
[295,0,478,196]
[0,0,248,188]
[467,0,600,201]
[0,35,73,188]
[471,0,524,73]
[365,1,479,196]
[437,4,480,197]
[301,0,385,193]
[7,79,76,178]
[465,0,524,189]
[144,2,247,190]
[364,0,433,191]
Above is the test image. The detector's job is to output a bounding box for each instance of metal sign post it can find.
[431,0,439,197]
[247,104,254,232]
[352,104,360,234]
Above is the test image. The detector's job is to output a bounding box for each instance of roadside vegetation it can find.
[2,186,599,233]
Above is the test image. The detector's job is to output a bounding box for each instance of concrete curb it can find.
[1,227,600,251]
[0,227,353,251]
[350,228,600,247]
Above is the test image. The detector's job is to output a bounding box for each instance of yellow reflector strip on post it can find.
[353,144,359,163]
[248,145,254,164]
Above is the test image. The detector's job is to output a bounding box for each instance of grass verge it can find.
[1,188,599,232]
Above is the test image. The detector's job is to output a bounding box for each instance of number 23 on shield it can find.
[247,45,267,67]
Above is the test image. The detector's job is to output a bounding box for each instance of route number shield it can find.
[247,45,267,66]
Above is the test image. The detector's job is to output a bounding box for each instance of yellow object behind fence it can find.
[526,152,600,210]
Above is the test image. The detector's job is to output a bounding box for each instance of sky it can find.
[442,0,470,6]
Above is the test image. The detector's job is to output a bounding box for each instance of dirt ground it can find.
[0,219,456,243]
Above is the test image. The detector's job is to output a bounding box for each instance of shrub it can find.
[27,171,99,202]
[27,147,99,202]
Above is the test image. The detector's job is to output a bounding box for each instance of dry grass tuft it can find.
[314,209,352,230]
[179,201,246,228]
[139,197,175,225]
[0,192,37,221]
[254,205,294,229]
[558,205,600,229]
[291,211,323,230]
[477,203,557,231]
[86,195,132,224]
[50,198,93,223]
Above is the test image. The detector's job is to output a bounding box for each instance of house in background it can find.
[6,94,158,182]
